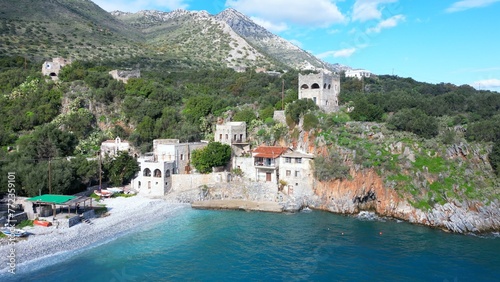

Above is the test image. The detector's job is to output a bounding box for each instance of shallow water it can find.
[4,209,500,281]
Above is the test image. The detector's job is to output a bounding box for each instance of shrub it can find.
[313,151,350,181]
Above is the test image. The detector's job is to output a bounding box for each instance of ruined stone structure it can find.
[298,72,340,113]
[42,57,72,80]
[108,69,141,84]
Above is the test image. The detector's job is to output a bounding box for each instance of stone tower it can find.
[298,72,340,113]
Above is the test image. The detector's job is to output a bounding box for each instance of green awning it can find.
[26,194,77,205]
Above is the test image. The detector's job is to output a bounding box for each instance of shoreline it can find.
[2,195,499,277]
[0,196,189,276]
[191,199,284,212]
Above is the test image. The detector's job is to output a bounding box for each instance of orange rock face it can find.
[312,169,413,220]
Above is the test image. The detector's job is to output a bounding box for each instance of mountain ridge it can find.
[0,1,348,71]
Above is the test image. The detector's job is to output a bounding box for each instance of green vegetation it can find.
[490,140,500,177]
[103,152,139,187]
[313,150,350,181]
[16,219,34,229]
[191,142,232,174]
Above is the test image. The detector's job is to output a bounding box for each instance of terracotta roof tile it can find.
[252,146,289,159]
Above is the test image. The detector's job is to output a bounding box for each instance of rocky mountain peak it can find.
[216,8,272,38]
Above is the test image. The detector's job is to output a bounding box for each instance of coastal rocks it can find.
[309,168,500,234]
[426,201,500,233]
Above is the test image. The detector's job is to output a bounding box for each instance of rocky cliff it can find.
[307,168,500,233]
[295,120,500,233]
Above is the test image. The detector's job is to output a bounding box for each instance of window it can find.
[165,169,171,177]
[219,134,222,140]
[154,169,162,178]
[295,171,300,177]
[313,97,317,103]
[180,154,184,160]
[285,157,291,163]
[225,134,228,140]
[286,170,291,176]
[234,134,237,141]
[295,158,302,164]
[143,168,151,177]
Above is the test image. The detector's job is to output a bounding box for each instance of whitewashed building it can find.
[251,146,290,183]
[131,139,208,196]
[100,137,131,158]
[345,69,372,79]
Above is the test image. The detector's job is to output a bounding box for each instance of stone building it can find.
[251,146,290,183]
[108,69,141,84]
[131,139,208,196]
[42,57,72,80]
[100,137,131,158]
[278,151,314,198]
[298,72,340,113]
[214,121,250,156]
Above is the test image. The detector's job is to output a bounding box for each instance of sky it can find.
[92,0,500,91]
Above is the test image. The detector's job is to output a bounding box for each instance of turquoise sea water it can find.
[5,207,500,281]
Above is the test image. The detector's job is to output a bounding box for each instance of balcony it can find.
[254,158,278,169]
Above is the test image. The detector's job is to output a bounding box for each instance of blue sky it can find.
[92,0,500,91]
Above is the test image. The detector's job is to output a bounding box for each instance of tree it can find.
[233,108,257,124]
[349,98,384,122]
[490,140,500,177]
[191,142,231,174]
[17,123,77,160]
[104,152,139,186]
[285,98,319,124]
[388,108,438,139]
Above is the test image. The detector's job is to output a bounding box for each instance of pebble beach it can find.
[0,196,189,276]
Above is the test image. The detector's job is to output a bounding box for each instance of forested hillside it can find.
[1,55,499,203]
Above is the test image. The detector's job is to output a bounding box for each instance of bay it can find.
[6,208,500,281]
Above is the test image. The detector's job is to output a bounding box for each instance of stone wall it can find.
[233,157,255,181]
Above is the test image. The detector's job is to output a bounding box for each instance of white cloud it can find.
[366,14,405,33]
[250,17,288,33]
[226,0,345,27]
[327,29,341,34]
[317,48,357,59]
[446,0,500,13]
[471,78,500,89]
[92,0,188,12]
[352,0,399,22]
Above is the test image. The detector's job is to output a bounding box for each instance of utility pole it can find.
[282,79,285,110]
[98,151,102,191]
[48,158,52,194]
